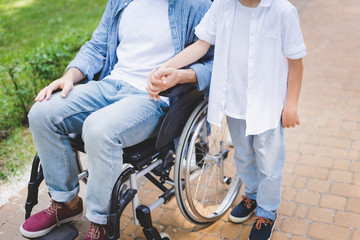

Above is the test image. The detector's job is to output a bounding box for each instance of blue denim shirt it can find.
[67,0,213,91]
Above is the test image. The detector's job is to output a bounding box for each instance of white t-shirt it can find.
[107,0,175,93]
[224,1,254,120]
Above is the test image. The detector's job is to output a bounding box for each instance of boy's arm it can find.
[163,39,212,69]
[282,58,304,128]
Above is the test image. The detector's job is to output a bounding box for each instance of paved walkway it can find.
[1,0,360,239]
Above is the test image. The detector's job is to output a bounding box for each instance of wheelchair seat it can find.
[69,133,160,170]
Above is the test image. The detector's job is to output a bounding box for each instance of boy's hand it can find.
[281,104,300,128]
[146,68,166,101]
[146,67,179,101]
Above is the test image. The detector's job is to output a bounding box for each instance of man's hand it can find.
[34,68,85,102]
[281,104,300,128]
[35,77,74,102]
[146,67,179,101]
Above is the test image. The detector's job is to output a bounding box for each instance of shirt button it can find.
[125,2,128,5]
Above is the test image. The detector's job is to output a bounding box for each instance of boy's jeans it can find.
[227,117,285,221]
[28,78,169,224]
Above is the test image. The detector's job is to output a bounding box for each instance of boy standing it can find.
[147,0,306,239]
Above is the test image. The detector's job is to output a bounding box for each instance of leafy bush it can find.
[0,30,91,136]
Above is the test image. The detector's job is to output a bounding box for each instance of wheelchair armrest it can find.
[159,83,197,97]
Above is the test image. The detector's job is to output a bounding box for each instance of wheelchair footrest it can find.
[35,223,78,240]
[136,205,164,240]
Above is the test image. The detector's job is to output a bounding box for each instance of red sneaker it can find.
[84,222,108,240]
[20,198,83,238]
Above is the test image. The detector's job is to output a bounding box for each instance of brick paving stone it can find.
[198,220,224,236]
[294,190,320,206]
[271,231,289,240]
[220,221,241,239]
[308,223,352,240]
[328,170,353,183]
[351,162,360,173]
[282,188,296,201]
[306,179,331,193]
[346,198,360,213]
[278,201,296,217]
[236,225,252,240]
[158,209,184,227]
[331,183,360,198]
[307,207,334,224]
[348,150,360,161]
[354,173,360,185]
[280,217,309,236]
[293,165,329,180]
[332,160,350,171]
[298,154,333,169]
[319,136,352,149]
[201,235,222,240]
[294,205,308,219]
[294,177,307,189]
[282,174,296,187]
[165,228,202,240]
[291,236,309,240]
[315,146,348,159]
[319,194,347,210]
[286,152,300,163]
[334,212,360,229]
[352,231,360,240]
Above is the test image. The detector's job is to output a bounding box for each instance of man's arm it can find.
[35,68,85,102]
[66,0,113,81]
[282,58,303,128]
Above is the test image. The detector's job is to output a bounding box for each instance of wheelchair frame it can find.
[25,84,241,240]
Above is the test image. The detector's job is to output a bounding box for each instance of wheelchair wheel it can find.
[174,100,242,224]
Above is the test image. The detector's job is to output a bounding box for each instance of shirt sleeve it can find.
[66,0,113,80]
[282,6,307,59]
[194,0,219,45]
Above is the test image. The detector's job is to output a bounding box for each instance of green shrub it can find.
[0,30,91,135]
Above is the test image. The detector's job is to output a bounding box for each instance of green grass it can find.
[0,0,106,62]
[0,0,107,181]
[0,127,35,181]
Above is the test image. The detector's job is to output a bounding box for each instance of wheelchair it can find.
[24,83,242,240]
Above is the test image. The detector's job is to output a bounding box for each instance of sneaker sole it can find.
[228,208,256,223]
[248,219,276,240]
[19,212,82,239]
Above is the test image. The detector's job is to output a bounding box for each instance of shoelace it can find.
[44,201,63,227]
[242,195,253,209]
[86,223,106,240]
[254,217,274,230]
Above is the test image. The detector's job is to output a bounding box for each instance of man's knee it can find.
[28,101,55,130]
[82,113,117,147]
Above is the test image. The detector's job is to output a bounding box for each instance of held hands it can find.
[35,77,74,102]
[281,103,300,128]
[146,67,179,101]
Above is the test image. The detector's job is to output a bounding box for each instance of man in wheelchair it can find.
[20,0,213,239]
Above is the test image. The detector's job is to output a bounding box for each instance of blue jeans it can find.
[227,117,285,221]
[28,79,169,224]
